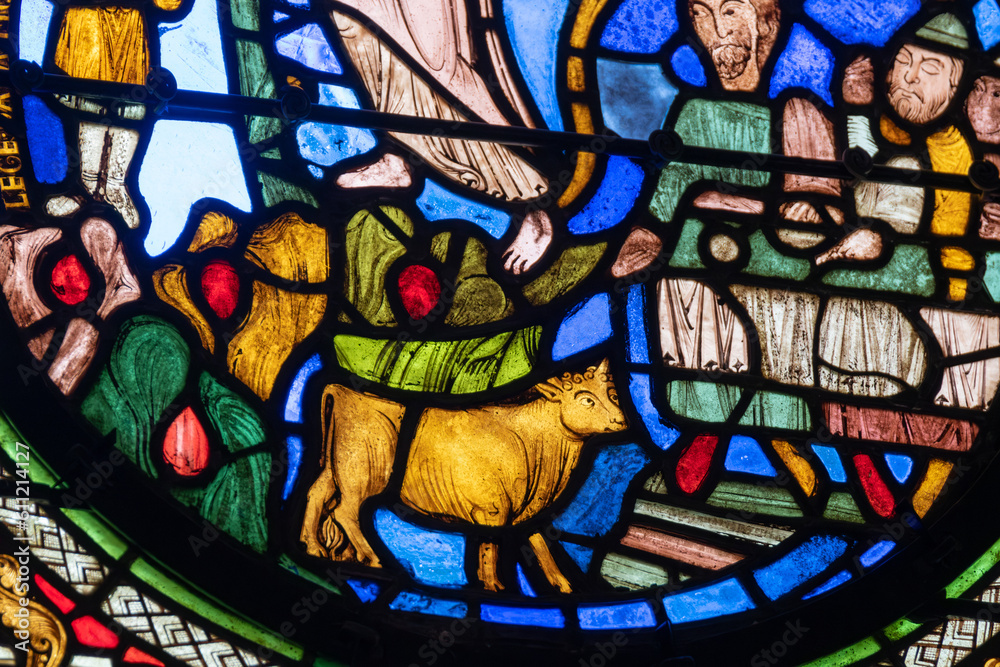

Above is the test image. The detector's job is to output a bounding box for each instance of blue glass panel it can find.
[662,578,754,623]
[552,293,612,360]
[567,157,644,235]
[597,60,676,140]
[276,24,342,73]
[769,24,834,105]
[670,46,706,87]
[160,0,228,94]
[724,436,776,476]
[390,591,467,618]
[17,0,54,65]
[884,453,913,483]
[515,564,537,597]
[860,540,895,567]
[307,165,323,179]
[297,85,377,167]
[812,445,847,483]
[285,0,308,6]
[503,0,568,131]
[626,284,650,363]
[753,535,848,600]
[284,354,323,423]
[480,604,565,628]
[804,0,919,46]
[373,509,467,587]
[578,601,657,630]
[802,570,851,600]
[282,436,303,501]
[346,578,380,603]
[976,0,1000,49]
[23,96,67,184]
[139,121,252,256]
[562,542,593,572]
[628,373,681,449]
[416,179,511,239]
[274,10,290,21]
[553,443,650,537]
[599,0,676,53]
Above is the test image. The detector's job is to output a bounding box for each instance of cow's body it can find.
[300,360,626,590]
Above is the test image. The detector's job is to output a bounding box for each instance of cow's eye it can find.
[579,395,596,407]
[608,390,619,405]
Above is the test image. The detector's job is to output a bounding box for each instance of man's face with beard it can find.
[887,44,964,125]
[690,0,766,91]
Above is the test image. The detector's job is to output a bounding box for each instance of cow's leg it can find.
[330,407,404,567]
[529,533,572,593]
[478,542,503,591]
[300,388,342,557]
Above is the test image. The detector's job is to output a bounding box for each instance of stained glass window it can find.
[5,0,1000,664]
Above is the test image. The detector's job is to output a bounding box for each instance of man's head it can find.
[966,76,1000,144]
[887,44,964,125]
[688,0,780,92]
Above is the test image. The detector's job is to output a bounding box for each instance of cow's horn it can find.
[596,358,610,375]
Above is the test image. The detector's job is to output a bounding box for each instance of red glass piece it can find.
[72,616,119,648]
[675,434,719,494]
[853,454,895,518]
[50,254,90,305]
[200,260,239,319]
[34,574,74,613]
[398,265,441,320]
[123,647,165,665]
[163,406,210,476]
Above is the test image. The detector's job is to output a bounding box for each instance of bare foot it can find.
[503,210,553,275]
[336,153,412,189]
[815,228,883,265]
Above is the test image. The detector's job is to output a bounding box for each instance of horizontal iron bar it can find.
[12,69,990,194]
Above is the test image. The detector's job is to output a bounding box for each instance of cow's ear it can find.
[534,381,562,401]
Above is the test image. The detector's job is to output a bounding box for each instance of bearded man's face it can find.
[888,44,963,125]
[690,0,770,91]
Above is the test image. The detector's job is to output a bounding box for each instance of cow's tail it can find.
[301,386,350,559]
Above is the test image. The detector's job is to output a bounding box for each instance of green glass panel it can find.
[667,219,705,269]
[706,481,802,517]
[446,238,513,326]
[738,390,812,431]
[945,535,1000,598]
[798,636,880,666]
[823,245,934,296]
[665,380,742,422]
[236,40,283,144]
[600,552,671,590]
[60,508,128,559]
[984,251,1000,302]
[82,316,190,477]
[229,0,260,30]
[334,327,541,394]
[650,100,770,223]
[343,208,411,327]
[183,374,271,552]
[522,242,607,306]
[883,617,921,642]
[258,171,319,208]
[823,492,865,524]
[743,230,810,280]
[0,417,58,487]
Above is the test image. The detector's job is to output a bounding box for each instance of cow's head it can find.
[535,359,629,437]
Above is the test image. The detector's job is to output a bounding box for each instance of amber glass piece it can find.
[153,265,214,353]
[55,7,151,84]
[913,459,954,518]
[188,212,238,253]
[558,103,596,207]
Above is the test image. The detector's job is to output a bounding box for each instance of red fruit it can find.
[50,254,90,305]
[398,265,441,320]
[163,407,210,477]
[200,260,239,319]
